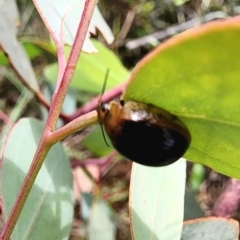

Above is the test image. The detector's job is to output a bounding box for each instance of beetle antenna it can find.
[99,69,110,147]
[98,68,110,105]
[100,124,110,147]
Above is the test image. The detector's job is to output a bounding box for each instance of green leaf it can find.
[83,127,114,157]
[20,37,59,56]
[87,198,116,240]
[172,0,190,6]
[124,17,240,178]
[0,51,9,65]
[130,159,186,240]
[189,163,205,190]
[181,217,239,240]
[1,118,74,240]
[44,39,129,93]
[0,35,57,66]
[0,7,39,92]
[22,42,43,59]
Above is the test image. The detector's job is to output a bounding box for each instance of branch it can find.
[126,11,229,50]
[47,0,97,131]
[67,82,125,122]
[0,1,98,239]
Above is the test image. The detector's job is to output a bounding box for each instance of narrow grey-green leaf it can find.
[87,198,116,240]
[129,159,186,240]
[1,118,74,240]
[0,4,39,92]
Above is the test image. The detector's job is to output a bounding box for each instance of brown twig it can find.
[112,9,136,49]
[126,11,229,50]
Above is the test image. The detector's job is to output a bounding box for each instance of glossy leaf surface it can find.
[124,17,240,178]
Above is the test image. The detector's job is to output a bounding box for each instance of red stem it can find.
[0,110,14,127]
[67,82,125,122]
[0,1,97,239]
[47,0,97,131]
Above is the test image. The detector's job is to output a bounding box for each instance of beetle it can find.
[97,98,191,167]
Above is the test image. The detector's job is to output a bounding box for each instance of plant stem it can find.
[0,112,98,240]
[67,82,125,122]
[0,0,97,239]
[47,0,97,132]
[0,110,13,127]
[48,110,98,144]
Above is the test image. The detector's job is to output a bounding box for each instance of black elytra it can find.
[97,100,191,167]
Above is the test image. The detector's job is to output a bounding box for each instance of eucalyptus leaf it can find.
[124,17,240,178]
[1,118,74,240]
[33,0,113,53]
[0,3,39,92]
[83,127,114,157]
[87,198,116,240]
[181,217,239,240]
[130,159,186,240]
[44,39,129,93]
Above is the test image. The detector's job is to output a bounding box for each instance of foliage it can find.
[0,0,240,240]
